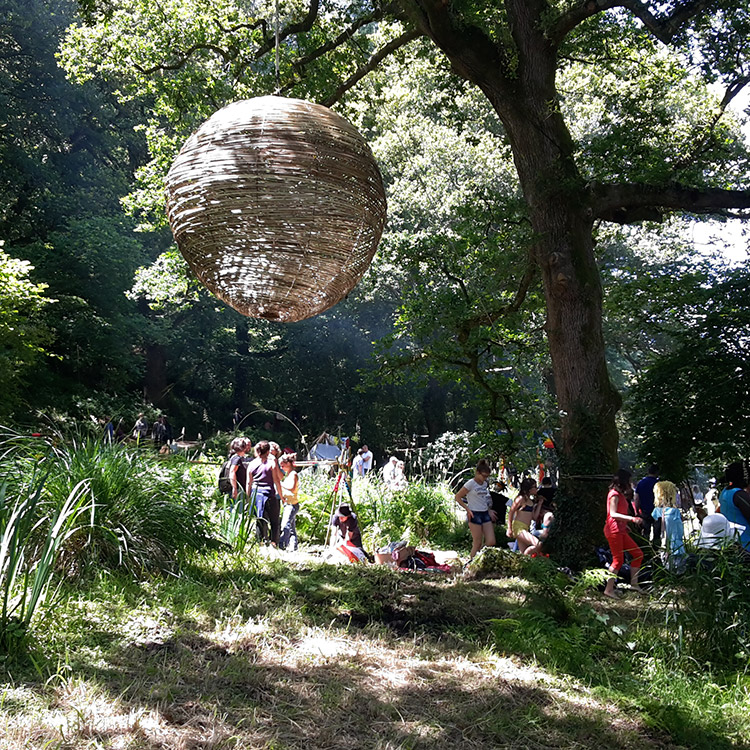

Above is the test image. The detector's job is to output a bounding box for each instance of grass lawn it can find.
[1,548,749,749]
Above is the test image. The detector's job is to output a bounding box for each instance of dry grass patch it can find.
[2,611,683,750]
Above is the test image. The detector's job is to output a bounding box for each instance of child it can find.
[652,480,686,570]
[279,453,300,551]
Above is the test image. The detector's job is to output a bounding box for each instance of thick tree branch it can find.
[551,0,713,47]
[406,0,515,92]
[592,182,750,224]
[133,43,234,75]
[320,28,421,107]
[462,255,536,331]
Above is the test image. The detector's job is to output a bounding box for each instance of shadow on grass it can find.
[40,625,679,750]
[1,562,738,749]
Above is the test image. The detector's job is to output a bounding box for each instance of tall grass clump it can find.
[363,480,467,549]
[645,548,750,666]
[0,474,91,652]
[47,437,212,573]
[0,428,211,577]
[213,491,259,554]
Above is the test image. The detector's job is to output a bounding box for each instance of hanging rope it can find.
[274,0,281,94]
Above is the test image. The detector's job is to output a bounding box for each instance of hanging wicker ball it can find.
[164,96,387,322]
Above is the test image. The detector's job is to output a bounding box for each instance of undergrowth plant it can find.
[647,547,750,666]
[0,428,212,577]
[293,470,467,551]
[0,472,91,652]
[213,491,260,553]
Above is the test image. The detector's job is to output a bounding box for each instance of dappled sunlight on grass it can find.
[1,558,748,749]
[2,618,676,749]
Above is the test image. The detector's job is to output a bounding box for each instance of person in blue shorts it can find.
[455,459,497,559]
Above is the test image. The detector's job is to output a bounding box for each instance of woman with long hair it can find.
[279,453,300,551]
[246,440,284,545]
[455,459,497,559]
[604,469,644,597]
[507,477,543,555]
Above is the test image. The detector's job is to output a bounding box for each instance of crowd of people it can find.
[454,465,557,561]
[601,461,750,596]
[452,456,750,594]
[212,429,750,584]
[224,436,300,550]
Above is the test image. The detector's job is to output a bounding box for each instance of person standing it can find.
[383,456,399,488]
[352,449,365,478]
[719,460,750,551]
[455,459,497,560]
[103,417,114,444]
[604,469,644,598]
[279,453,300,551]
[536,476,556,505]
[361,445,374,475]
[246,440,284,546]
[152,416,168,448]
[489,480,511,530]
[651,480,686,570]
[704,479,719,515]
[634,464,660,545]
[132,413,148,444]
[228,437,250,505]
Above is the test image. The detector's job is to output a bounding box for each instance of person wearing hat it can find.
[719,460,750,550]
[330,504,363,549]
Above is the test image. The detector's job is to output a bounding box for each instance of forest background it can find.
[2,0,750,486]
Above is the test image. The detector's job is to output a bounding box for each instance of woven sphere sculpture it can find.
[165,96,387,322]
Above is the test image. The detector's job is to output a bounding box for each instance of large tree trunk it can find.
[410,0,620,564]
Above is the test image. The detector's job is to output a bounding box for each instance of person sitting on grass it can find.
[454,459,497,560]
[330,504,368,562]
[507,477,543,555]
[533,497,556,543]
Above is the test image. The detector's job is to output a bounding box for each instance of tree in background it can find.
[0,243,54,417]
[0,0,155,415]
[629,266,750,481]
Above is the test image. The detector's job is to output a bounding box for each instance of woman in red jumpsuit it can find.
[604,469,644,598]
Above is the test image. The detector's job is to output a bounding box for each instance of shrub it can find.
[0,428,212,576]
[291,470,468,552]
[647,547,750,666]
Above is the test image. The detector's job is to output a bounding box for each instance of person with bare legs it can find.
[507,478,543,555]
[455,459,497,560]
